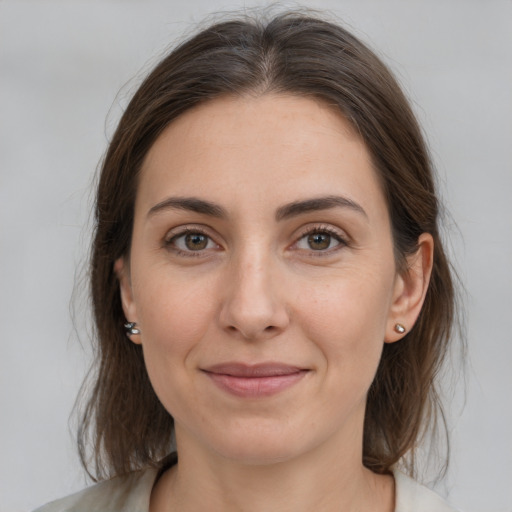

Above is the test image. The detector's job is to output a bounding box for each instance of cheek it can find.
[134,269,217,347]
[295,268,394,376]
[130,272,218,412]
[299,296,385,420]
[132,277,215,421]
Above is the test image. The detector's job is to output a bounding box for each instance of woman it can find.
[37,10,461,512]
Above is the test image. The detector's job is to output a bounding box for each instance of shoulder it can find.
[33,467,158,512]
[393,469,461,512]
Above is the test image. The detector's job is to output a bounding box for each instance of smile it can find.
[202,363,309,398]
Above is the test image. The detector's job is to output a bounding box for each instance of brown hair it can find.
[79,10,457,480]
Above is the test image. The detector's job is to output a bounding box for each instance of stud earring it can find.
[124,322,140,336]
[394,323,406,334]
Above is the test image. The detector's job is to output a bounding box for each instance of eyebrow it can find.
[275,195,367,221]
[147,197,227,219]
[147,195,367,221]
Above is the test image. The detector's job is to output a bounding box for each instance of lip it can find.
[202,363,309,398]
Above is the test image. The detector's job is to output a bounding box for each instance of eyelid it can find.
[163,223,349,258]
[164,224,211,242]
[290,224,349,255]
[164,225,222,256]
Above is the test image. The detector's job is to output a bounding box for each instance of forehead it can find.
[137,94,387,221]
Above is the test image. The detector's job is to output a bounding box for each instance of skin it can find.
[116,94,433,512]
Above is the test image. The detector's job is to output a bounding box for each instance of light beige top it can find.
[35,465,459,512]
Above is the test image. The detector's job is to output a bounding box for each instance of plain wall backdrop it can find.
[1,1,511,511]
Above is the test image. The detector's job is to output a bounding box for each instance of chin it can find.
[216,442,303,467]
[204,421,315,467]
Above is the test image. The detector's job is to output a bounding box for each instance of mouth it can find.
[201,363,309,398]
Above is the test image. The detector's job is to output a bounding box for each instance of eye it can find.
[165,228,219,255]
[294,227,346,253]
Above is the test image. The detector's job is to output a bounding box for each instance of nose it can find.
[218,253,290,341]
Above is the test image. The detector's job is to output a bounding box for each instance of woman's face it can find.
[117,94,417,465]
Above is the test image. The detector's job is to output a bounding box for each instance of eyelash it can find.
[293,225,348,257]
[164,225,348,258]
[164,226,218,258]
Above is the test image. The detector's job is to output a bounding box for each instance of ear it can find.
[114,257,141,345]
[385,233,434,343]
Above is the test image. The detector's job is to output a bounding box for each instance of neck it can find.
[150,427,394,512]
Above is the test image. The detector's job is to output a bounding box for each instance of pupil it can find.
[185,233,207,250]
[308,233,330,250]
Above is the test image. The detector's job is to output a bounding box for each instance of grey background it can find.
[1,1,511,511]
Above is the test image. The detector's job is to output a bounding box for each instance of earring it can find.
[394,323,406,334]
[124,322,140,337]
